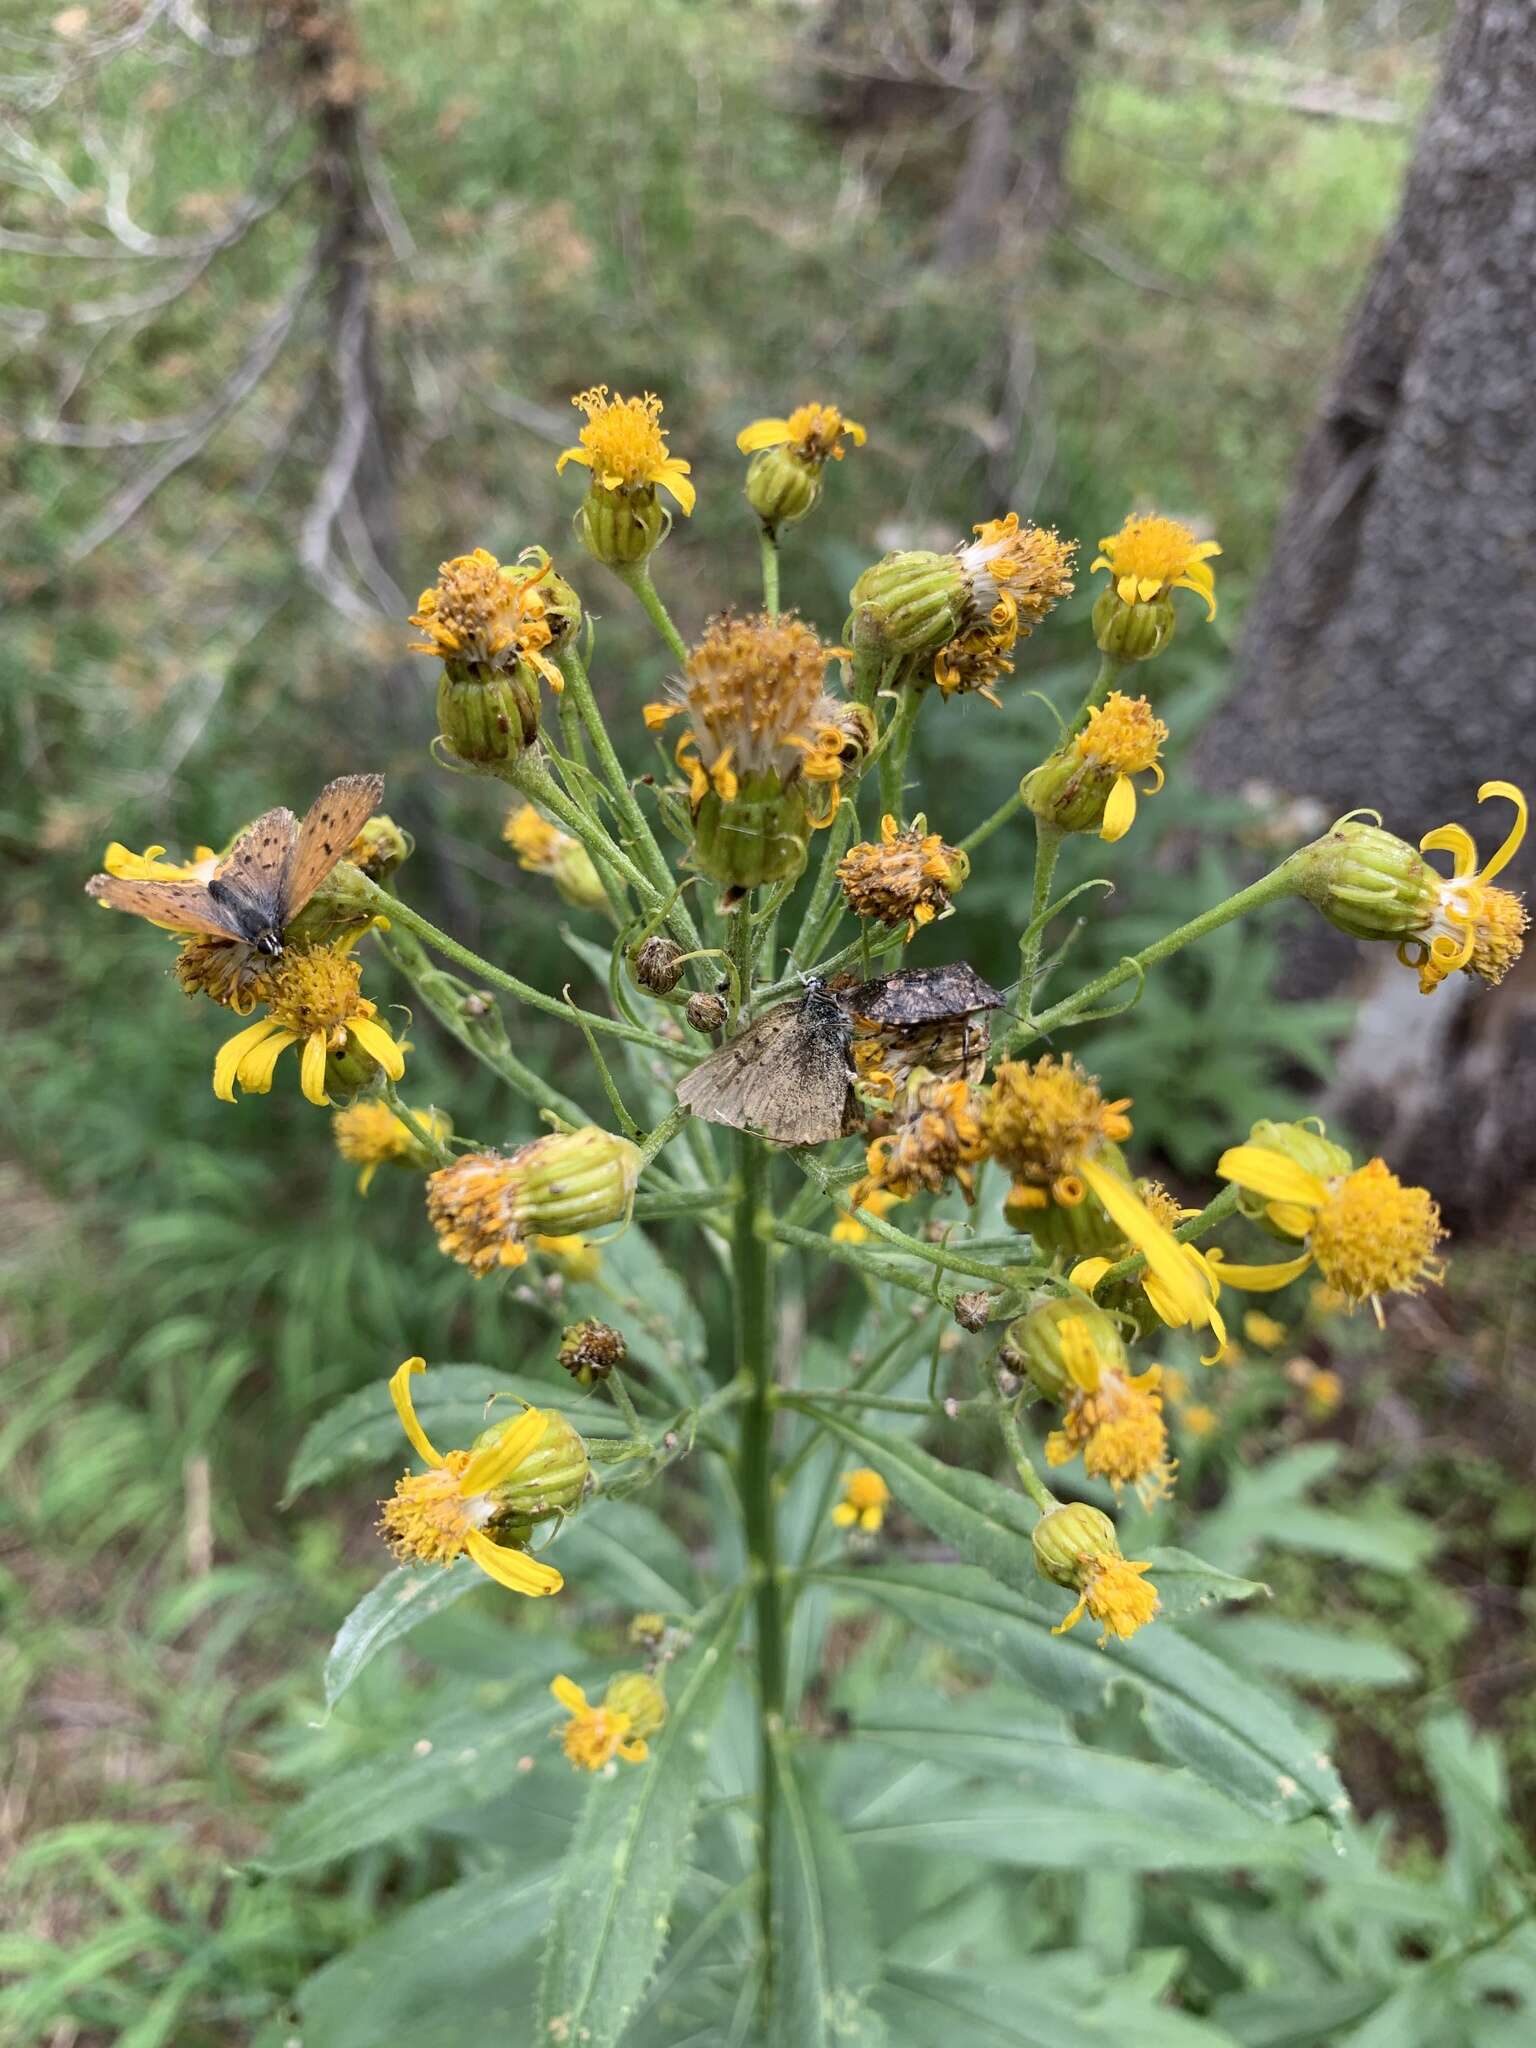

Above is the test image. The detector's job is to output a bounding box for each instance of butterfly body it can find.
[87,775,384,955]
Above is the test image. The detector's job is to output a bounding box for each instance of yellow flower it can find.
[1242,1310,1286,1352]
[855,1075,988,1205]
[1060,1550,1160,1644]
[831,1186,904,1243]
[426,1129,640,1278]
[737,402,866,466]
[836,813,968,937]
[550,1674,656,1770]
[1286,1358,1344,1417]
[833,1467,891,1533]
[1092,513,1220,619]
[409,547,564,692]
[1179,1402,1218,1438]
[957,514,1077,641]
[1215,1144,1447,1322]
[213,945,404,1107]
[1074,693,1168,843]
[534,1233,603,1282]
[556,386,695,514]
[503,803,607,912]
[376,1359,565,1597]
[647,612,847,817]
[1045,1350,1175,1509]
[333,1099,451,1193]
[1398,781,1528,994]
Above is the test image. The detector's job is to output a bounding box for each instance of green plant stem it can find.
[379,1080,453,1167]
[637,1100,694,1167]
[1076,651,1129,727]
[1095,1182,1243,1288]
[1003,859,1301,1053]
[992,1378,1057,1514]
[509,753,655,906]
[727,903,757,1026]
[787,1388,988,1418]
[769,1191,1037,1290]
[1014,822,1063,1020]
[733,1132,783,1993]
[616,560,690,664]
[759,529,780,616]
[959,788,1024,855]
[632,1184,736,1221]
[787,792,858,973]
[361,882,673,1054]
[878,687,921,819]
[374,925,593,1126]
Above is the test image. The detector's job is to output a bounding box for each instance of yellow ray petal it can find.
[656,461,696,516]
[458,1405,546,1496]
[348,1014,406,1083]
[213,1019,285,1102]
[389,1356,443,1467]
[1210,1250,1315,1292]
[1079,1158,1210,1329]
[465,1528,563,1596]
[1069,1257,1113,1294]
[1215,1145,1328,1209]
[736,417,792,453]
[550,1674,589,1713]
[1101,775,1137,843]
[299,1031,330,1107]
[1476,780,1527,880]
[555,446,593,474]
[617,1738,649,1762]
[234,1025,297,1098]
[1420,823,1477,875]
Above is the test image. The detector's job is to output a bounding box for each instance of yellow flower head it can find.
[1216,1141,1447,1322]
[213,945,404,1108]
[556,386,695,514]
[982,1055,1132,1210]
[737,402,866,468]
[837,813,968,938]
[830,1186,903,1244]
[1033,1503,1158,1645]
[426,1129,640,1278]
[1398,781,1528,994]
[1286,1358,1344,1418]
[1092,513,1220,619]
[855,1074,988,1205]
[1178,1402,1218,1439]
[833,1466,891,1533]
[549,1674,659,1770]
[1242,1310,1286,1352]
[377,1359,565,1597]
[1045,1361,1174,1508]
[957,514,1077,640]
[1075,692,1168,844]
[648,612,848,818]
[503,803,607,911]
[932,620,1018,704]
[409,547,564,691]
[333,1098,451,1193]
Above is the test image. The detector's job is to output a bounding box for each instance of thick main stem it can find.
[1015,822,1063,1020]
[733,1131,783,1989]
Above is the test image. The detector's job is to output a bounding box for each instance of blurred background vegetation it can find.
[4,2,1534,2042]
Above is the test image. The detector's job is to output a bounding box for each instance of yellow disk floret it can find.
[409,547,563,689]
[737,402,866,466]
[1308,1159,1446,1304]
[1062,1551,1161,1645]
[557,386,695,513]
[833,1467,891,1533]
[212,945,404,1108]
[982,1055,1132,1208]
[1045,1365,1174,1508]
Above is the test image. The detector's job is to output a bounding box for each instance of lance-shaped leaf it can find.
[321,1558,482,1717]
[536,1583,749,2048]
[770,1733,888,2048]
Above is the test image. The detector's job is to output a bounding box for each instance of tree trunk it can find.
[1203,0,1536,1225]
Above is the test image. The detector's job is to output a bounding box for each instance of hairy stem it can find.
[759,528,781,617]
[616,560,690,664]
[1014,822,1063,1022]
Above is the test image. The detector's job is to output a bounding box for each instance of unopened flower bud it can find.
[346,815,411,879]
[1227,1118,1353,1236]
[1007,1296,1127,1403]
[745,446,822,535]
[1091,588,1175,662]
[628,1611,667,1649]
[559,1317,627,1386]
[632,935,685,994]
[685,990,727,1033]
[472,1407,590,1522]
[602,1671,667,1739]
[1031,1501,1119,1587]
[1286,819,1439,941]
[848,551,965,662]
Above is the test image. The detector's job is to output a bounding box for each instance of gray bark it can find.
[1210,0,1536,846]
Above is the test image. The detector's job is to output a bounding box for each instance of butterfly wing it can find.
[85,872,247,940]
[286,773,385,918]
[207,806,299,937]
[677,1001,852,1146]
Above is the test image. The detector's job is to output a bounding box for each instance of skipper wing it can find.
[678,1004,852,1146]
[287,773,385,916]
[86,872,246,940]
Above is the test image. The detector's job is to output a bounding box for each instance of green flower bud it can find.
[576,483,669,569]
[1006,1297,1127,1403]
[511,1126,643,1238]
[1286,819,1439,942]
[1032,1502,1120,1587]
[1004,1142,1131,1259]
[745,446,822,535]
[1019,745,1115,836]
[848,551,965,662]
[1091,588,1175,661]
[689,771,809,893]
[437,662,542,768]
[1233,1118,1352,1237]
[475,1408,590,1523]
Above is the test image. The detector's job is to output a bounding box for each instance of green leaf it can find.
[770,1734,887,2048]
[814,1563,1348,1826]
[282,1362,624,1506]
[798,1403,1262,1619]
[536,1583,749,2048]
[875,1960,1237,2048]
[321,1559,482,1716]
[298,1873,551,2048]
[260,1688,558,1873]
[552,1497,702,1612]
[1200,1616,1416,1689]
